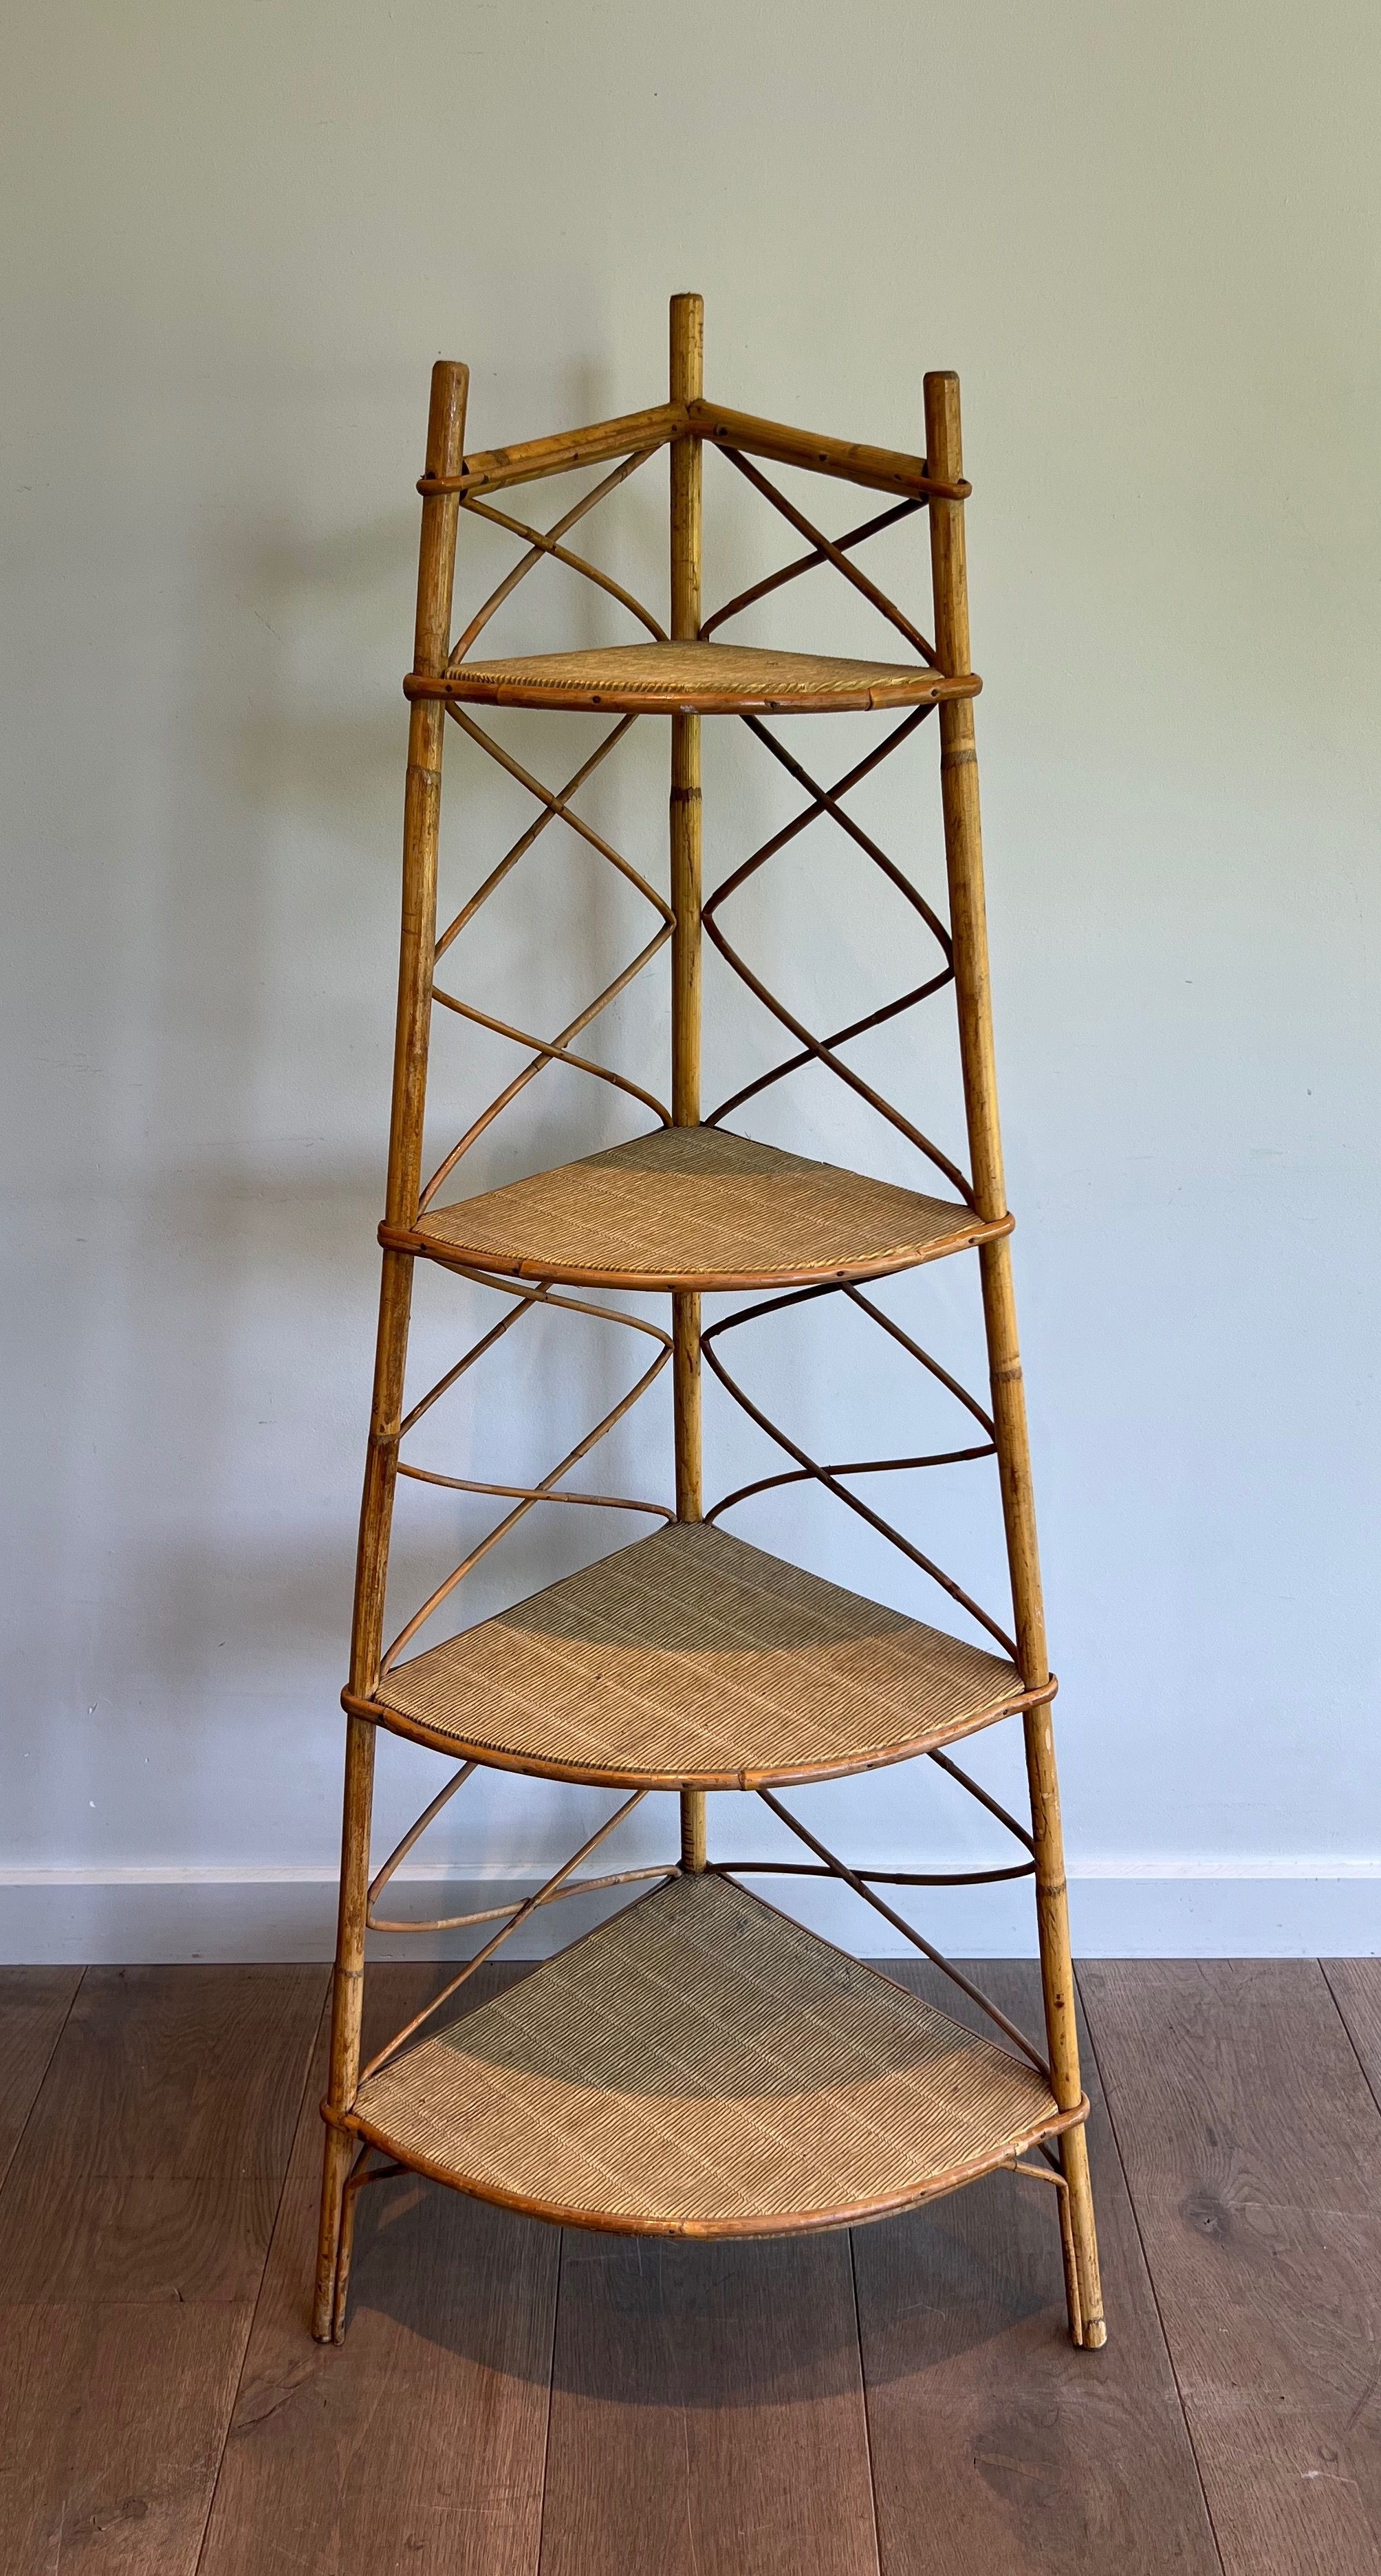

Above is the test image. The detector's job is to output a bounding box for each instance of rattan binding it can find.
[349,1872,1076,2237]
[393,1125,1008,1292]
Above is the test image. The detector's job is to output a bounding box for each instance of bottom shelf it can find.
[349,1873,1077,2238]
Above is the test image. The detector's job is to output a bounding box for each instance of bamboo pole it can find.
[313,358,469,2342]
[670,293,706,1874]
[924,369,1105,2352]
[421,400,683,497]
[688,399,970,501]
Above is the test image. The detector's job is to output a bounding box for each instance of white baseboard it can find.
[0,1865,1375,1962]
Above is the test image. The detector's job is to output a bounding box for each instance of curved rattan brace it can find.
[396,1462,674,1522]
[701,1270,997,1425]
[389,1257,675,1349]
[356,1788,650,2083]
[418,706,673,1214]
[704,1442,994,1524]
[386,1252,675,1605]
[708,1858,1034,1890]
[713,444,939,664]
[844,1284,997,1436]
[702,705,935,936]
[750,1787,1050,2077]
[448,447,666,665]
[699,495,923,644]
[736,711,953,954]
[435,717,637,965]
[1010,2149,1085,2343]
[370,1863,677,1939]
[702,706,956,1136]
[329,2141,404,2339]
[699,716,972,1200]
[367,1762,478,1925]
[390,1271,671,1452]
[708,968,955,1131]
[701,1289,1019,1658]
[928,1746,1039,1853]
[380,1338,670,1674]
[421,925,671,1210]
[431,977,673,1133]
[440,703,675,923]
[396,1289,555,1442]
[702,926,970,1197]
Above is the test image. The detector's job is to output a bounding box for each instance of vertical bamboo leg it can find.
[330,2149,369,2344]
[925,369,1105,2350]
[670,292,708,1875]
[314,358,468,2343]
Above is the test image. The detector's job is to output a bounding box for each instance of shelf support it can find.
[671,292,707,1873]
[314,357,468,2343]
[924,367,1105,2350]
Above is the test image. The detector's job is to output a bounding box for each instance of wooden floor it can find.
[2,1956,1378,2575]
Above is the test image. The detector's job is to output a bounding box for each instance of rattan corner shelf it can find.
[315,296,1107,2357]
[390,1125,1009,1291]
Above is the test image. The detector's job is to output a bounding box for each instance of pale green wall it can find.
[3,1,1378,1953]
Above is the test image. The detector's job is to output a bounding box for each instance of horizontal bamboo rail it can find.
[420,402,684,497]
[415,396,972,505]
[689,400,970,500]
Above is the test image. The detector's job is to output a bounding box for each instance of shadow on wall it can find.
[175,373,670,1648]
[17,343,1017,1881]
[24,352,706,1868]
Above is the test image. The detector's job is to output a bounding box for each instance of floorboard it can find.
[0,1966,83,2187]
[196,1966,558,2576]
[1080,1960,1381,2576]
[1322,1960,1381,2117]
[8,1953,1376,2573]
[0,1965,324,2576]
[541,2225,880,2576]
[1,2302,250,2576]
[851,1959,1221,2576]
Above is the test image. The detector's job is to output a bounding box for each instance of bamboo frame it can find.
[670,294,706,1877]
[314,304,1104,2356]
[924,368,1105,2348]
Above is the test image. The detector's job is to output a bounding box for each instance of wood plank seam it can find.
[847,2226,887,2576]
[191,1977,332,2576]
[1321,1962,1381,2126]
[1073,1963,1228,2575]
[0,1965,86,2196]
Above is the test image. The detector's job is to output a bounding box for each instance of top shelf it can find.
[408,640,981,717]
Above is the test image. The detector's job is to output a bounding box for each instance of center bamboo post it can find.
[313,358,468,2339]
[924,368,1105,2349]
[669,291,706,1874]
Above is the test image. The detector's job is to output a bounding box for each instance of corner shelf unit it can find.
[314,296,1106,2356]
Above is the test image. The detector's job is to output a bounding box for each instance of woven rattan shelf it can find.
[393,1126,1007,1292]
[409,638,981,715]
[347,1873,1079,2238]
[314,299,1107,2359]
[356,1521,1033,1786]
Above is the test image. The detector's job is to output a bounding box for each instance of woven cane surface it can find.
[376,1521,1023,1784]
[354,1872,1060,2233]
[413,1125,987,1288]
[440,640,970,713]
